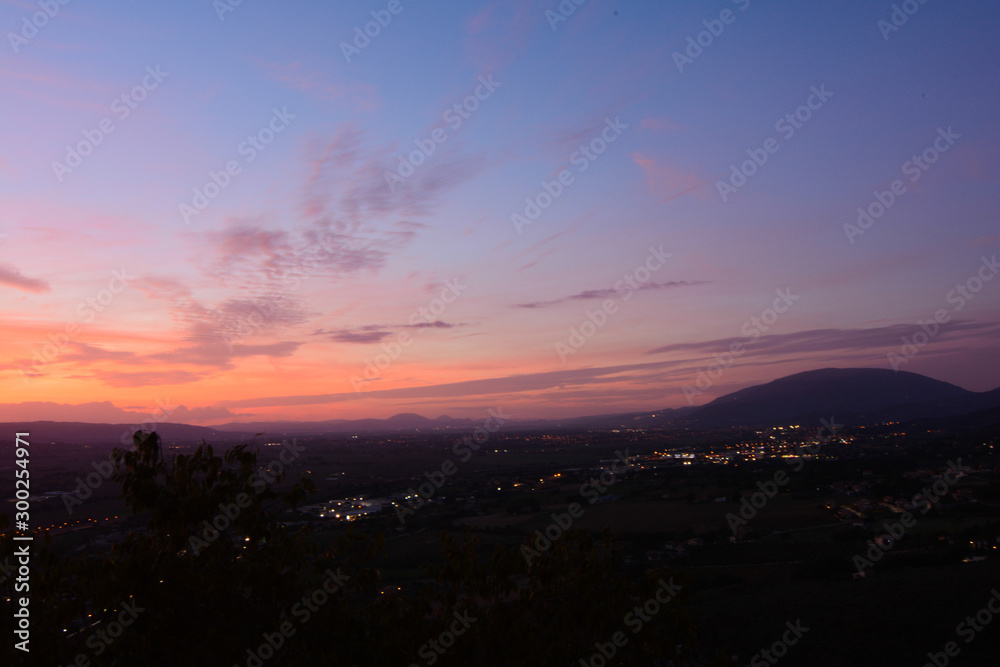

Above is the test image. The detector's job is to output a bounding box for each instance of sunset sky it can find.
[2,0,999,425]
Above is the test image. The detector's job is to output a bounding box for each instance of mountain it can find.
[2,368,998,444]
[0,421,245,445]
[682,368,1000,427]
[210,413,479,435]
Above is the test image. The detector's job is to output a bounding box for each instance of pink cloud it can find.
[0,263,50,292]
[632,152,709,202]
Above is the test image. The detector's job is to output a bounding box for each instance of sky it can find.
[1,0,999,425]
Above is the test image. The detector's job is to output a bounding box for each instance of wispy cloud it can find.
[515,280,709,309]
[645,321,1000,357]
[317,320,465,344]
[0,263,50,292]
[322,327,394,344]
[60,342,138,364]
[302,123,487,221]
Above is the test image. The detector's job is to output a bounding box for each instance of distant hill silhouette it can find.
[680,367,1000,427]
[2,368,998,443]
[209,412,478,436]
[0,421,241,445]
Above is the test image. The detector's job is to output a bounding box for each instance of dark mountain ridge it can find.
[681,367,1000,427]
[2,368,998,443]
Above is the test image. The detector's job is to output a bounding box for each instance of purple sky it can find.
[1,0,999,424]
